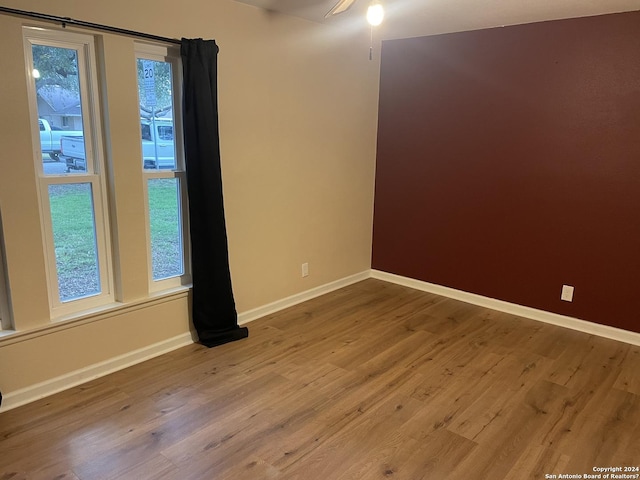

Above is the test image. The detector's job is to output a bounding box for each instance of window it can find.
[136,43,189,288]
[24,28,113,315]
[0,235,10,331]
[157,125,173,141]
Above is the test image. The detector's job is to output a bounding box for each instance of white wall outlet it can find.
[301,262,309,278]
[561,285,574,302]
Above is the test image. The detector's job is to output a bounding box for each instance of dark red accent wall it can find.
[371,11,640,333]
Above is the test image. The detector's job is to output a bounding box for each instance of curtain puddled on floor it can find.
[180,38,248,347]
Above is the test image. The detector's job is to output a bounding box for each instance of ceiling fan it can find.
[325,0,357,17]
[325,0,385,25]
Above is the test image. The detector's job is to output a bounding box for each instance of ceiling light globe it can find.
[367,3,384,26]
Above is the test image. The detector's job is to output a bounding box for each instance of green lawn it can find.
[147,178,183,280]
[49,183,100,301]
[49,180,183,302]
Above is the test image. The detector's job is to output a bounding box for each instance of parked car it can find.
[60,135,86,172]
[60,119,177,172]
[39,118,82,161]
[141,119,176,169]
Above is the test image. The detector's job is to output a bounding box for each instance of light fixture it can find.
[367,1,384,60]
[366,1,384,26]
[32,68,41,79]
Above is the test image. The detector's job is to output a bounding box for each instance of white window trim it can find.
[0,238,11,331]
[136,42,191,292]
[24,27,114,317]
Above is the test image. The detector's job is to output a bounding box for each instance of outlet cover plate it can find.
[561,285,574,302]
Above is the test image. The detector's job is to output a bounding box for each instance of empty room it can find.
[0,0,638,478]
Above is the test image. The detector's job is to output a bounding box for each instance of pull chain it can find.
[369,25,373,60]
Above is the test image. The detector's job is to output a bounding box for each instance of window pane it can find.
[31,45,87,174]
[0,240,9,329]
[48,183,100,301]
[148,178,184,280]
[137,59,176,170]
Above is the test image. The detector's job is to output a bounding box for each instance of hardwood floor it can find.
[1,279,639,479]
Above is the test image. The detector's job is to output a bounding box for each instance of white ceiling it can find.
[234,0,640,39]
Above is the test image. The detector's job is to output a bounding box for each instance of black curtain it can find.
[180,38,248,348]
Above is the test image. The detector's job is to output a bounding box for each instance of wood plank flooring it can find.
[1,279,639,479]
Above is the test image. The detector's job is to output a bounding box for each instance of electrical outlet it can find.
[561,285,574,302]
[301,262,309,278]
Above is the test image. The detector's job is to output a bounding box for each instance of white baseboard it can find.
[371,270,640,347]
[7,267,632,414]
[0,332,194,413]
[238,270,371,325]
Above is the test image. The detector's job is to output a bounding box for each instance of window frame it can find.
[135,42,191,291]
[24,27,114,317]
[0,239,10,331]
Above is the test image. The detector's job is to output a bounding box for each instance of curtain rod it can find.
[0,5,181,45]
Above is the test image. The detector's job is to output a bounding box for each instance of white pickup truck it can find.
[60,135,86,172]
[141,119,176,170]
[39,118,82,161]
[60,119,176,172]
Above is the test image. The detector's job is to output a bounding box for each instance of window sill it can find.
[0,285,192,347]
[0,329,16,339]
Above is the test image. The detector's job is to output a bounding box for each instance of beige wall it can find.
[0,1,378,399]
